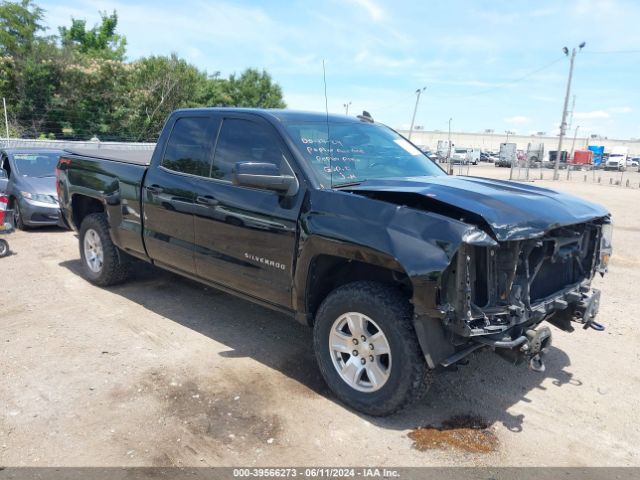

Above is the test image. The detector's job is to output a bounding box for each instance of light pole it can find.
[447,117,453,173]
[2,97,8,140]
[484,129,494,151]
[408,86,426,140]
[505,130,514,143]
[554,42,586,180]
[343,102,351,115]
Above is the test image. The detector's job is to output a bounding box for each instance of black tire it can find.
[0,239,9,257]
[79,213,130,286]
[313,281,432,416]
[13,201,27,230]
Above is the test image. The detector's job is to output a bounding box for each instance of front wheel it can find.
[13,201,27,230]
[0,239,9,257]
[313,281,432,416]
[79,213,130,286]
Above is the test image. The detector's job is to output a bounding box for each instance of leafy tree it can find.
[51,57,131,139]
[0,0,60,136]
[0,1,287,141]
[0,0,44,59]
[59,11,126,60]
[121,54,225,141]
[223,68,286,108]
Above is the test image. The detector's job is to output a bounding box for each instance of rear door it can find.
[142,114,219,275]
[192,113,303,308]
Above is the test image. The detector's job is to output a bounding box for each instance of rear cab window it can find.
[162,117,216,177]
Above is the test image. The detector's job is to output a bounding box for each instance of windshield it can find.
[13,153,61,177]
[285,121,445,186]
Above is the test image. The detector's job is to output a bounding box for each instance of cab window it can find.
[162,117,215,177]
[212,118,287,181]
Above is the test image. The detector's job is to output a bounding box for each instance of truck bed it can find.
[64,148,153,166]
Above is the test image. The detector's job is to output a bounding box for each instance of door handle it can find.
[196,195,219,206]
[146,185,163,194]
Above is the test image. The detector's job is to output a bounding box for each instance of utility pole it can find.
[570,125,580,157]
[567,95,576,131]
[343,102,351,115]
[2,97,9,140]
[566,125,580,179]
[554,43,585,180]
[408,86,426,140]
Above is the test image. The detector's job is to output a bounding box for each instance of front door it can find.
[192,115,302,308]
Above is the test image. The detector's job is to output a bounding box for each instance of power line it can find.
[432,56,565,99]
[582,50,640,54]
[374,55,566,115]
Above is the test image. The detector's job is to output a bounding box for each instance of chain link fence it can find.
[507,160,640,189]
[0,138,156,151]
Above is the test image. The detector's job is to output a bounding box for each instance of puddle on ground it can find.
[408,415,499,453]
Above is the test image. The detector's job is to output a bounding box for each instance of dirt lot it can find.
[1,171,639,467]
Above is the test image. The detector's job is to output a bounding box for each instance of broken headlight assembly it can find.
[598,221,613,274]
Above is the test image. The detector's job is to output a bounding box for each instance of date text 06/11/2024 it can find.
[232,468,400,478]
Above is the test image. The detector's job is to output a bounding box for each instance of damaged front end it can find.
[439,218,612,371]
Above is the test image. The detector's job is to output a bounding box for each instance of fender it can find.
[292,189,491,367]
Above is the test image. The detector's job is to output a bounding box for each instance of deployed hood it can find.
[18,175,58,198]
[343,176,609,241]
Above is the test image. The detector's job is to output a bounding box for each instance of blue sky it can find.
[37,0,640,139]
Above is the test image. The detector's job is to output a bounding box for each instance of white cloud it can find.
[437,34,497,51]
[608,106,632,113]
[354,50,415,69]
[504,115,530,124]
[345,0,384,22]
[574,110,610,119]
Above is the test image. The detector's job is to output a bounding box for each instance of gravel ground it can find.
[1,171,639,467]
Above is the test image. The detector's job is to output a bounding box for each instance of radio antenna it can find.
[322,59,332,189]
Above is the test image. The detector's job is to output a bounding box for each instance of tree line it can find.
[0,0,287,141]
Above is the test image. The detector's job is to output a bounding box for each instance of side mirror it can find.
[232,162,298,195]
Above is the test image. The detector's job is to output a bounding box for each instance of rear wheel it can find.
[79,213,130,286]
[313,281,432,416]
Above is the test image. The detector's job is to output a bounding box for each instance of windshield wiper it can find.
[333,181,364,189]
[35,174,56,178]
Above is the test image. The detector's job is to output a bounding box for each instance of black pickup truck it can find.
[57,108,612,416]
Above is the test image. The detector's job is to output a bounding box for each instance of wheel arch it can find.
[294,236,455,369]
[302,253,412,326]
[71,194,105,230]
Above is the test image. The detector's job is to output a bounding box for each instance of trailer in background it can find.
[527,142,544,168]
[545,150,569,169]
[496,142,516,167]
[570,150,593,169]
[436,140,451,162]
[588,145,605,168]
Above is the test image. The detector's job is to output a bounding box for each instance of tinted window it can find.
[213,118,285,181]
[162,117,214,176]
